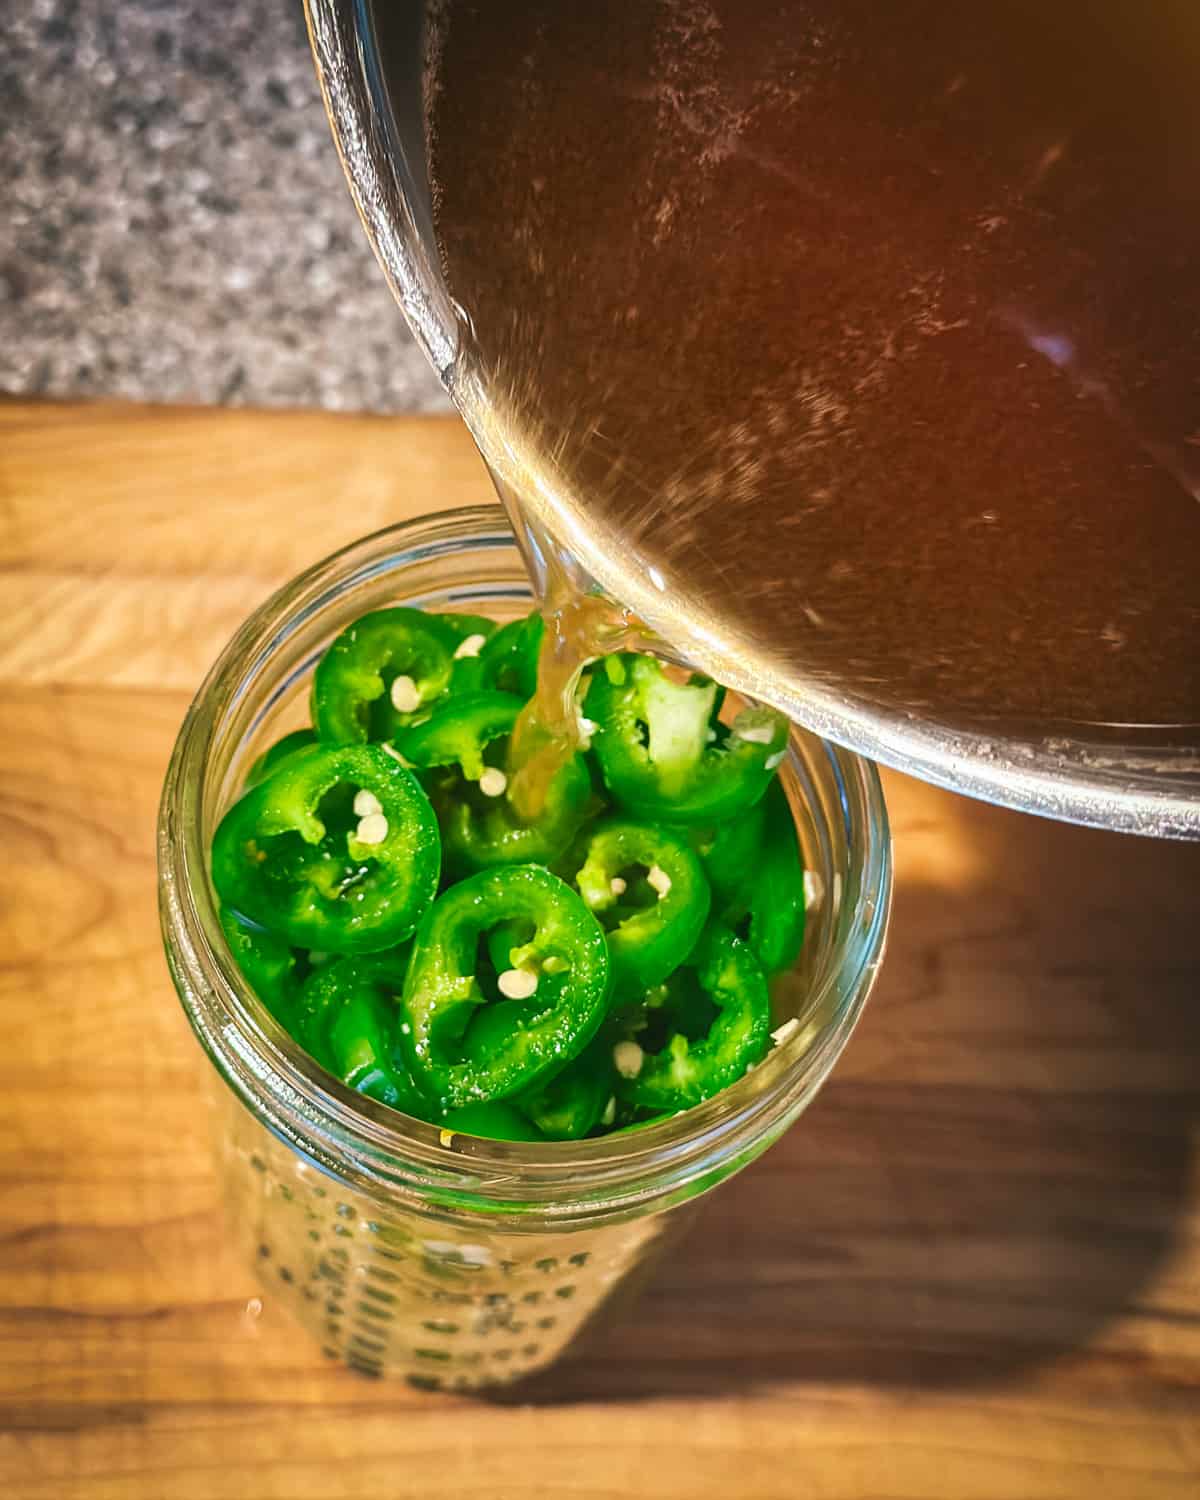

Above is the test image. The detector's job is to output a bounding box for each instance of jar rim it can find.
[159,506,891,1225]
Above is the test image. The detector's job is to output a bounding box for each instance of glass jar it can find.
[158,505,891,1391]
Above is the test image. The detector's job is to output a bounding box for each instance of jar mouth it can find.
[159,505,891,1224]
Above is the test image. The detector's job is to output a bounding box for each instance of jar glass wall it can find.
[158,506,891,1389]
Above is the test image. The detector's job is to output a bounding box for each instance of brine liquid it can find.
[507,582,649,820]
[416,0,1200,759]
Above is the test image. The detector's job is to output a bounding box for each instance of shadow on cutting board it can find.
[492,774,1200,1403]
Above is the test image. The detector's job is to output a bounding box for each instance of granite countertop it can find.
[1,0,450,412]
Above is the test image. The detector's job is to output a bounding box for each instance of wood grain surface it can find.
[1,400,1198,1499]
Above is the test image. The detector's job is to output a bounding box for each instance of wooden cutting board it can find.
[1,399,1198,1499]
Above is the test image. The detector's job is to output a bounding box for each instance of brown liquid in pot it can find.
[415,1,1200,752]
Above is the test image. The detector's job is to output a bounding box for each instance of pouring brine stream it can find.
[507,575,650,821]
[375,0,1200,829]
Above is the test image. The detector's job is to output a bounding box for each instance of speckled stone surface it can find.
[0,0,450,411]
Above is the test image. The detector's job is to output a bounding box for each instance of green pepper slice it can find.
[695,794,767,909]
[725,778,807,975]
[478,609,544,699]
[572,818,711,1003]
[431,726,595,876]
[437,612,497,647]
[700,779,806,975]
[294,949,427,1114]
[614,925,770,1112]
[394,690,523,783]
[245,728,319,788]
[585,653,787,824]
[515,1036,614,1139]
[211,742,440,955]
[399,864,610,1111]
[312,607,456,743]
[436,612,498,694]
[219,905,300,1023]
[441,1101,545,1142]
